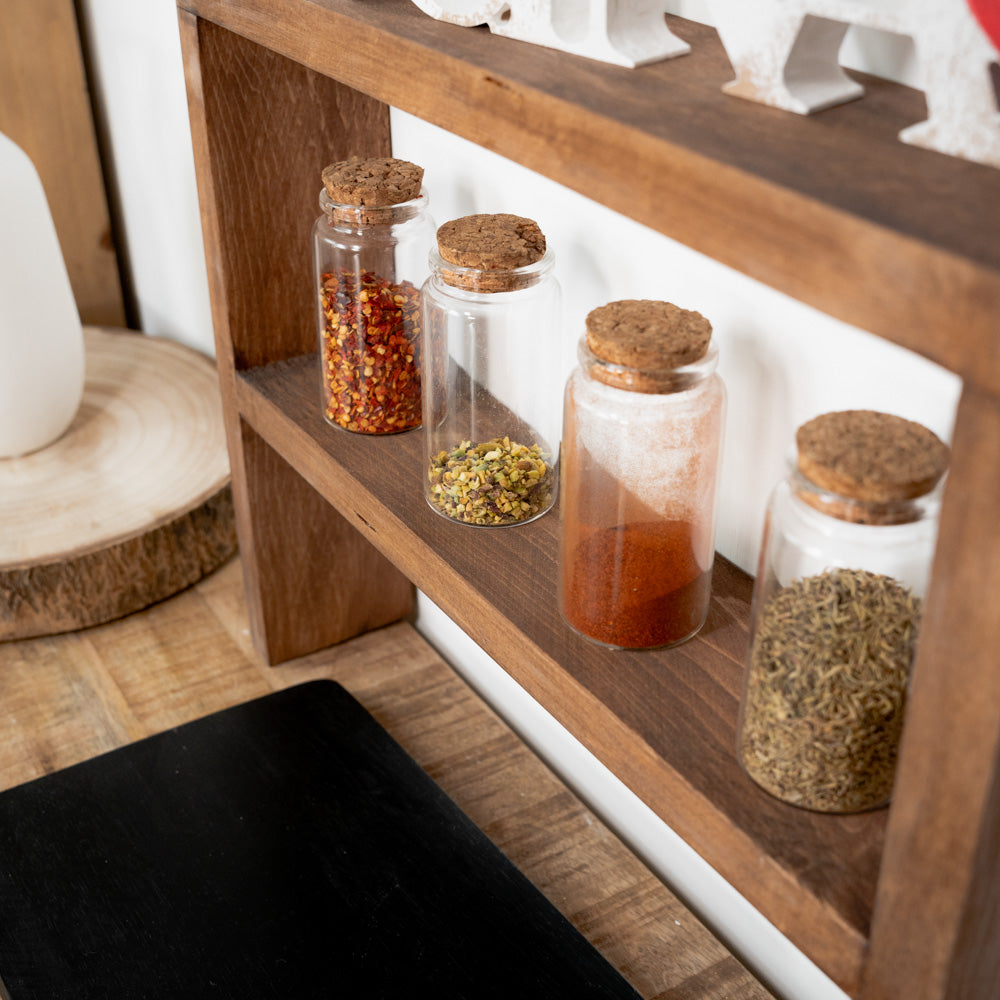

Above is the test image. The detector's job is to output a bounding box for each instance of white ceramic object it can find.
[410,0,689,67]
[709,0,1000,168]
[0,133,85,458]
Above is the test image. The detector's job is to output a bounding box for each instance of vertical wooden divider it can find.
[238,419,414,663]
[861,383,1000,999]
[178,11,413,663]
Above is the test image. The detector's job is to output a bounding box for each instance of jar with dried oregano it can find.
[312,157,435,434]
[420,214,561,526]
[738,410,950,813]
[559,299,726,649]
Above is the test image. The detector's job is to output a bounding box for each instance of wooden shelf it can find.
[177,2,1000,998]
[237,353,884,986]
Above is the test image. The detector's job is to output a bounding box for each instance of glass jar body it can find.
[737,468,940,813]
[420,251,562,526]
[558,340,726,649]
[312,190,434,434]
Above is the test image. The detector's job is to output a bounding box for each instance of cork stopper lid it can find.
[795,410,949,522]
[435,214,546,292]
[584,299,713,392]
[321,157,424,206]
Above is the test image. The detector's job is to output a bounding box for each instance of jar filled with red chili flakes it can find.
[312,157,435,434]
[559,299,726,649]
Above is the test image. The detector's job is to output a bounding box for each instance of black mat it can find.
[0,679,641,999]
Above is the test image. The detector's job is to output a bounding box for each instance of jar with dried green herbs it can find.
[312,157,434,434]
[421,214,561,526]
[738,410,950,813]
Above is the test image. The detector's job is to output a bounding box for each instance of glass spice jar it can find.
[421,213,561,526]
[312,157,435,434]
[559,299,726,649]
[737,409,950,814]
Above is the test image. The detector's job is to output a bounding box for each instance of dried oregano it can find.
[427,437,552,525]
[739,567,921,812]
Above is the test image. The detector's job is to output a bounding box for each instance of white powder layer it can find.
[566,369,725,566]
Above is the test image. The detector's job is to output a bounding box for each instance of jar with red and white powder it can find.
[559,299,726,649]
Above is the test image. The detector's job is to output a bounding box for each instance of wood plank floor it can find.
[0,555,772,1000]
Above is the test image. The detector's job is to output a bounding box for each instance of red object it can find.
[967,0,1000,52]
[561,520,710,649]
[320,269,422,434]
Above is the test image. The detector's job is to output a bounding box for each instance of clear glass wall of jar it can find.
[559,299,726,649]
[312,158,434,434]
[421,214,561,527]
[737,409,949,813]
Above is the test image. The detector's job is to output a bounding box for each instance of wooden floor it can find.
[0,555,772,1000]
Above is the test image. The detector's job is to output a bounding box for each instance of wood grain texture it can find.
[861,383,1000,1000]
[179,10,412,661]
[178,0,1000,395]
[0,0,125,326]
[190,14,391,370]
[236,353,879,994]
[0,557,773,1000]
[0,327,235,640]
[237,419,414,662]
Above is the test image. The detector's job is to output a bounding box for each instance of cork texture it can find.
[796,409,950,504]
[585,300,712,393]
[437,214,546,277]
[321,157,424,206]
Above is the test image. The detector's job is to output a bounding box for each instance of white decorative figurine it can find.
[0,133,85,458]
[708,0,1000,168]
[409,0,689,67]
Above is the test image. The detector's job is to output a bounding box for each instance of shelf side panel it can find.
[237,419,414,663]
[862,383,1000,999]
[191,16,391,370]
[179,12,413,662]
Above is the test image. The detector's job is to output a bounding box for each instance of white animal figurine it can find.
[409,0,689,67]
[708,0,1000,168]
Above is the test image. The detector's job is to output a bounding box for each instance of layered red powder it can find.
[561,519,710,649]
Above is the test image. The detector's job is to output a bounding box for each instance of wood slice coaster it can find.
[0,326,236,640]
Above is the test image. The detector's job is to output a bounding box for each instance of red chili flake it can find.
[319,268,422,434]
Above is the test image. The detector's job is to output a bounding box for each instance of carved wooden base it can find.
[0,327,236,640]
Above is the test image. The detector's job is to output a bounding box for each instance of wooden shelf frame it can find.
[176,3,1000,998]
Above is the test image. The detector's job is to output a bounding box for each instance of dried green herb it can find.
[739,567,921,813]
[427,436,552,525]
